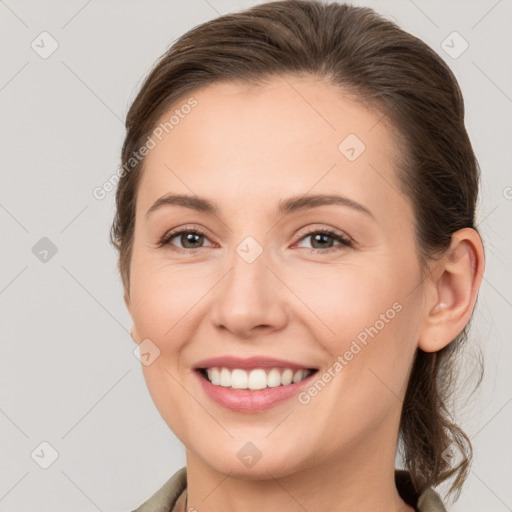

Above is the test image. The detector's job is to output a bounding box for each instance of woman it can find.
[110,1,485,511]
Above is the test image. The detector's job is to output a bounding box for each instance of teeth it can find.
[207,367,220,385]
[248,369,267,390]
[292,369,305,383]
[231,369,248,389]
[219,368,231,387]
[281,368,293,385]
[203,367,312,390]
[267,368,281,388]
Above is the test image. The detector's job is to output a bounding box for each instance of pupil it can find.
[179,232,334,250]
[183,233,202,248]
[313,233,332,248]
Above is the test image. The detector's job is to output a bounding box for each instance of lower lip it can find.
[195,370,316,412]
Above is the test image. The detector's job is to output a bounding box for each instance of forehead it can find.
[137,75,409,221]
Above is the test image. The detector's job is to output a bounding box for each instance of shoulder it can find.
[129,467,448,512]
[395,469,448,512]
[129,467,187,512]
[417,488,448,512]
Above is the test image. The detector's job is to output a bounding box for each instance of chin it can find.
[191,441,310,480]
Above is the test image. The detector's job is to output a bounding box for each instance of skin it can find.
[125,75,484,512]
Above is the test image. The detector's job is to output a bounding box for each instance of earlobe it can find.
[418,228,485,353]
[124,291,139,345]
[130,326,140,345]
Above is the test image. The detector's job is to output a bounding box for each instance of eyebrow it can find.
[145,193,374,219]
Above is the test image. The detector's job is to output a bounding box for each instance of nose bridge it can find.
[226,234,274,308]
[210,233,288,337]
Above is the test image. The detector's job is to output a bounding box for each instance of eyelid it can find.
[158,224,353,252]
[294,225,353,244]
[157,225,215,249]
[292,226,353,253]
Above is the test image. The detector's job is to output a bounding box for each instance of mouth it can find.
[193,361,318,413]
[192,357,319,412]
[197,366,317,390]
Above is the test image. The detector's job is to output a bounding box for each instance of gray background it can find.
[0,0,510,511]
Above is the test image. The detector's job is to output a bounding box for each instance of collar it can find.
[131,467,447,512]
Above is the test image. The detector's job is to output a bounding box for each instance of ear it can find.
[129,325,141,345]
[124,290,140,345]
[418,228,485,352]
[124,289,130,310]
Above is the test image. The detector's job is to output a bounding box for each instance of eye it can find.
[158,227,214,252]
[294,228,352,253]
[157,226,352,254]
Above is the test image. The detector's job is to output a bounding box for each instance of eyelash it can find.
[157,226,353,255]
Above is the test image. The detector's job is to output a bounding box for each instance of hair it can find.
[110,0,483,501]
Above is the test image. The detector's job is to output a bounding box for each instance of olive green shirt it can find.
[130,467,447,512]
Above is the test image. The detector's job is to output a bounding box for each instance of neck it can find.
[184,418,415,512]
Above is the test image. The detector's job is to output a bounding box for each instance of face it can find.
[126,75,426,479]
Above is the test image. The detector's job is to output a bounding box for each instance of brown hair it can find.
[110,0,482,500]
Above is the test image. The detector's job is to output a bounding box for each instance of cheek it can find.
[129,262,204,439]
[283,256,411,345]
[332,277,419,413]
[129,259,206,344]
[286,253,420,401]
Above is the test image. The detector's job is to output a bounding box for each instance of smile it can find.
[200,367,315,390]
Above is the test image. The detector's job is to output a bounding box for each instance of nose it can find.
[209,243,289,340]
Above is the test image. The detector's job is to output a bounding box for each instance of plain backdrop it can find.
[1,0,511,511]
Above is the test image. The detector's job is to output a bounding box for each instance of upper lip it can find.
[194,356,317,370]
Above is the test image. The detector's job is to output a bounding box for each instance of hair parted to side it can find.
[110,0,482,500]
